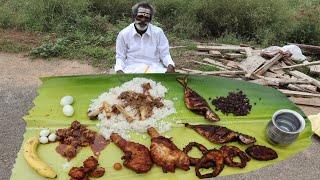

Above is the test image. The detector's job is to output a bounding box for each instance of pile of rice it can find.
[88,78,176,140]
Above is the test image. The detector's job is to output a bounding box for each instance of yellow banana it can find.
[23,137,57,178]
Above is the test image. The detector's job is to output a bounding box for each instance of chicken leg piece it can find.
[177,76,220,122]
[110,133,153,173]
[147,127,190,173]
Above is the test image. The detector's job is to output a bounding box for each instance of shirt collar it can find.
[131,23,151,37]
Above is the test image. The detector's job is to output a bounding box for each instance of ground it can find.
[0,52,319,179]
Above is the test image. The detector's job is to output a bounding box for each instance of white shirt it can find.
[114,23,175,73]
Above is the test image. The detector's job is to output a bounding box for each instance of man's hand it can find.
[166,64,175,73]
[116,70,124,74]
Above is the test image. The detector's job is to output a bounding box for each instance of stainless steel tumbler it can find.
[266,109,305,146]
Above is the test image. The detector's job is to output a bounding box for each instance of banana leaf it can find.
[11,74,312,180]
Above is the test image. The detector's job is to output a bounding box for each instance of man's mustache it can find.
[135,21,147,26]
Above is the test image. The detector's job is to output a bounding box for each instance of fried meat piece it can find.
[184,123,256,145]
[177,76,220,122]
[245,145,278,161]
[183,142,213,168]
[83,156,98,171]
[68,167,86,179]
[147,127,190,173]
[220,145,251,168]
[56,121,108,160]
[110,133,153,173]
[89,167,105,178]
[195,149,224,179]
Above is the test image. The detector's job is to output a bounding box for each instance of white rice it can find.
[88,78,176,140]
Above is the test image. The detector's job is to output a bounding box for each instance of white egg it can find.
[39,129,50,137]
[60,96,74,106]
[48,133,57,142]
[63,105,74,117]
[39,136,49,144]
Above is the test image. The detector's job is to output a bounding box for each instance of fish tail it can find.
[176,76,188,87]
[183,123,191,128]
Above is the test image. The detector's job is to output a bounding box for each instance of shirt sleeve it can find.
[114,33,126,72]
[158,30,175,67]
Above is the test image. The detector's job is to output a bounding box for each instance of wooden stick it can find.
[202,58,232,70]
[289,97,320,107]
[197,45,246,52]
[278,89,320,98]
[203,70,245,75]
[192,60,226,70]
[180,68,206,75]
[254,75,311,85]
[254,53,283,75]
[289,70,320,89]
[273,61,320,70]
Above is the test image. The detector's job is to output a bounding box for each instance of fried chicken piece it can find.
[195,149,224,179]
[89,167,105,178]
[147,127,190,173]
[68,167,86,179]
[220,145,251,168]
[184,123,256,144]
[177,76,220,122]
[83,156,98,171]
[110,133,153,173]
[245,145,278,161]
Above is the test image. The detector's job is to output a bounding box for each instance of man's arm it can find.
[115,33,126,73]
[158,30,175,73]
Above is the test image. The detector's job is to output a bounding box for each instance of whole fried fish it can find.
[184,123,256,145]
[177,76,220,122]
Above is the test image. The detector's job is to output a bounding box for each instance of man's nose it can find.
[141,16,149,22]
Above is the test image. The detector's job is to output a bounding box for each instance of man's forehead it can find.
[137,7,151,16]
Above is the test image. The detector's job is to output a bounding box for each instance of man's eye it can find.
[136,15,144,19]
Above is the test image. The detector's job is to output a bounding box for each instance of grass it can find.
[0,39,31,53]
[198,64,220,72]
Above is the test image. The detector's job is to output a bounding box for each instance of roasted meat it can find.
[89,167,105,178]
[118,90,163,120]
[245,145,278,161]
[184,123,256,145]
[55,121,109,160]
[83,156,98,171]
[68,156,105,179]
[220,145,251,168]
[177,76,220,122]
[69,167,87,179]
[182,142,213,168]
[195,149,224,179]
[147,127,190,173]
[110,133,153,173]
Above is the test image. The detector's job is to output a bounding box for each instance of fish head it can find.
[205,110,220,122]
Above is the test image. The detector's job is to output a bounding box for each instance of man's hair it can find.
[132,2,155,20]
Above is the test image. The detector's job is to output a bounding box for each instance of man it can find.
[114,2,175,73]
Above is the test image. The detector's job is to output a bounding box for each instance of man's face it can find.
[134,7,151,31]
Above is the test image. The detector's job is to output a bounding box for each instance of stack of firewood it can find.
[176,43,320,107]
